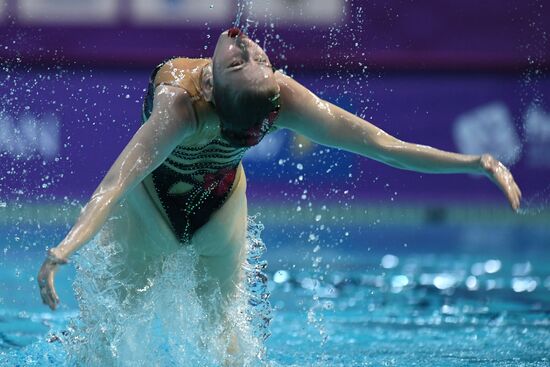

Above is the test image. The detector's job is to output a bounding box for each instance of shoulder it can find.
[273,71,319,127]
[149,84,198,134]
[275,71,316,100]
[154,57,211,88]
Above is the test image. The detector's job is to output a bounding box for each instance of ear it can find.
[200,63,214,103]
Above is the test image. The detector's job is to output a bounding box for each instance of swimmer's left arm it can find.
[275,73,521,211]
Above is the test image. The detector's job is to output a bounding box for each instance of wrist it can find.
[478,154,492,176]
[47,248,69,265]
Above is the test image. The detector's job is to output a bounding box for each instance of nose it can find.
[227,27,241,38]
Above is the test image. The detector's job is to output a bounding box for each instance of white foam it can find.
[62,216,270,366]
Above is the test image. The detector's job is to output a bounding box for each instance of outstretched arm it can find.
[38,85,195,309]
[275,73,521,209]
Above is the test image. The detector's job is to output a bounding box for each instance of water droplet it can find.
[381,254,399,269]
[273,270,290,283]
[466,276,478,290]
[433,274,456,290]
[484,259,501,274]
[391,275,409,288]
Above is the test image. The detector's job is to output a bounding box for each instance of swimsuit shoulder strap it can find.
[143,58,212,131]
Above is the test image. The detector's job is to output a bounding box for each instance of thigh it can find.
[97,182,182,302]
[191,163,248,257]
[191,164,248,300]
[122,181,181,257]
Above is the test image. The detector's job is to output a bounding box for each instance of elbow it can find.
[370,140,410,170]
[363,136,393,161]
[90,183,125,210]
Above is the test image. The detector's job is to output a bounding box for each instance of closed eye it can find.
[228,59,245,68]
[255,56,268,65]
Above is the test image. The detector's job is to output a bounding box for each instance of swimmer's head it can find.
[211,28,280,147]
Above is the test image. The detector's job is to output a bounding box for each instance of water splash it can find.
[242,215,272,347]
[51,215,272,366]
[517,183,550,216]
[234,0,253,29]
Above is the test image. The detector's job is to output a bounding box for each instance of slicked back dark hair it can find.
[212,69,280,131]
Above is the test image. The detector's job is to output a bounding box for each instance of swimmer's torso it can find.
[141,58,260,243]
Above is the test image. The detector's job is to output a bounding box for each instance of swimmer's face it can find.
[212,29,278,95]
[211,28,281,147]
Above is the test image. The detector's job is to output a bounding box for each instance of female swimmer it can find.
[37,26,521,342]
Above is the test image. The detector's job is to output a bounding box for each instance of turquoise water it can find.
[1,210,549,366]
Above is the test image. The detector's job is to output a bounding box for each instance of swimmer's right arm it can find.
[38,85,195,309]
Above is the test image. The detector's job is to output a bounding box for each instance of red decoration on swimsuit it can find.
[228,27,242,38]
[203,167,237,196]
[267,108,279,124]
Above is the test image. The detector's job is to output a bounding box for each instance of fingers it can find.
[39,286,55,310]
[43,287,59,310]
[37,264,60,310]
[485,157,522,212]
[503,179,519,211]
[39,281,57,310]
[498,171,521,212]
[510,190,520,212]
[39,281,53,309]
[512,181,522,210]
[48,272,60,306]
[515,182,522,201]
[507,173,522,212]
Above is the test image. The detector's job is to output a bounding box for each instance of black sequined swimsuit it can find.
[141,60,277,243]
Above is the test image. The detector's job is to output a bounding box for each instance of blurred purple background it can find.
[0,0,549,207]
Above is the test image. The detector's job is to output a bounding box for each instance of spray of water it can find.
[515,0,550,214]
[54,215,271,367]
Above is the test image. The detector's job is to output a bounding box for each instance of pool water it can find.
[1,209,549,366]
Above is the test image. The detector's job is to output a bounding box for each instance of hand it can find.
[37,248,68,310]
[480,154,522,211]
